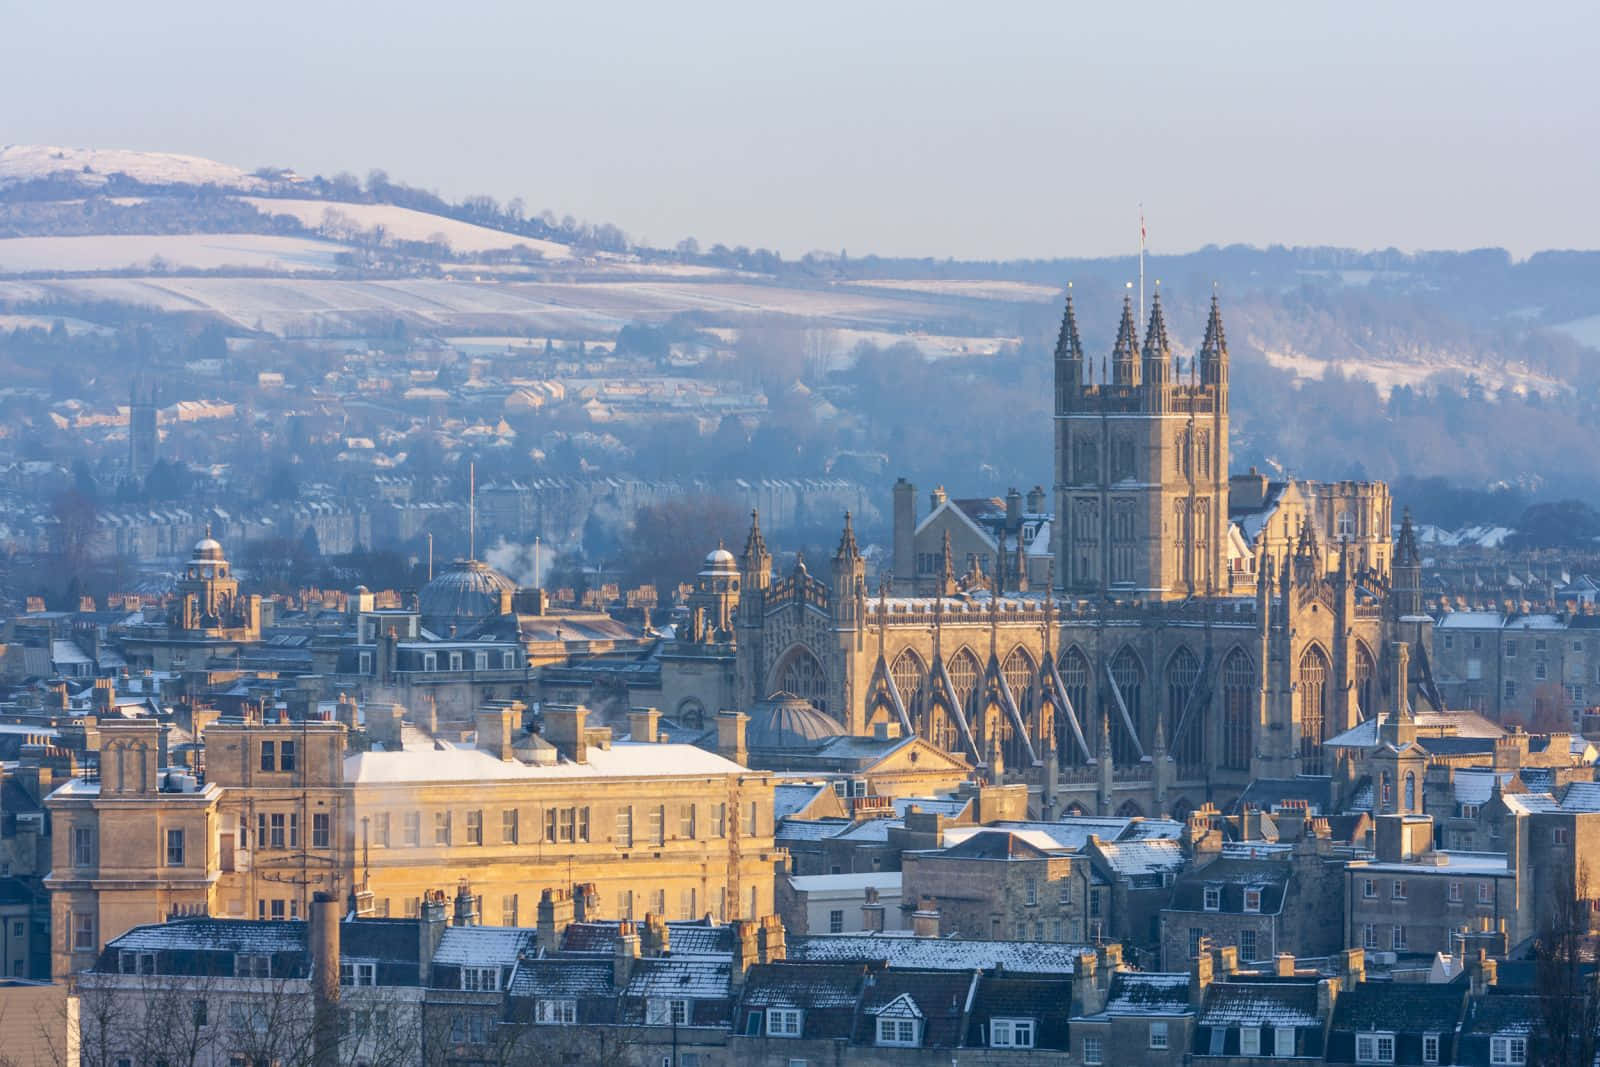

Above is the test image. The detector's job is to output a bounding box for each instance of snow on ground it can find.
[0,313,113,335]
[1262,348,1567,399]
[1552,314,1600,349]
[0,145,267,190]
[0,234,349,274]
[240,198,572,260]
[848,278,1062,302]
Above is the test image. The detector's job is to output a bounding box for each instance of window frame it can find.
[767,1007,803,1037]
[1356,1030,1396,1064]
[165,827,185,867]
[1149,1020,1169,1049]
[1240,1027,1261,1056]
[1082,1034,1104,1065]
[990,1017,1035,1049]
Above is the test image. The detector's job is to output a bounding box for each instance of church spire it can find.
[1141,286,1172,393]
[834,510,860,562]
[1395,508,1420,568]
[742,508,769,572]
[1199,290,1229,388]
[1111,292,1141,386]
[941,528,957,596]
[1054,285,1086,405]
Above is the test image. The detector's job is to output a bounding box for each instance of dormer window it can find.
[1203,885,1221,911]
[1243,887,1263,913]
[766,1008,802,1037]
[991,1018,1034,1048]
[460,967,499,992]
[535,998,576,1025]
[119,951,155,975]
[1356,1031,1396,1063]
[1490,1034,1527,1065]
[234,953,270,978]
[876,1017,920,1047]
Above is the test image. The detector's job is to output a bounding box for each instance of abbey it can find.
[675,290,1432,818]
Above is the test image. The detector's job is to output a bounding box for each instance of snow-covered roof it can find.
[344,739,748,784]
[431,925,536,967]
[787,872,903,894]
[623,957,730,999]
[1094,838,1187,880]
[788,933,1093,975]
[1097,973,1192,1017]
[1199,980,1322,1027]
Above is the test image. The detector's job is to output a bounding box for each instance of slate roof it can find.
[1229,776,1334,815]
[854,969,976,1048]
[774,783,829,819]
[507,958,613,999]
[558,919,733,957]
[104,917,306,955]
[1096,972,1192,1017]
[776,817,853,842]
[789,933,1093,975]
[1193,978,1327,1059]
[1168,857,1291,915]
[736,961,866,1040]
[431,925,536,967]
[965,974,1075,1051]
[1094,839,1187,885]
[1326,982,1466,1066]
[937,830,1055,860]
[621,957,730,1000]
[1457,990,1540,1066]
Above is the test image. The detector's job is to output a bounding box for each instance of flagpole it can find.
[1139,203,1146,317]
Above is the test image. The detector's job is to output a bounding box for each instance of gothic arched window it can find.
[1221,648,1254,771]
[1002,647,1038,768]
[1298,645,1330,774]
[948,649,981,726]
[1355,643,1377,720]
[891,648,927,733]
[1060,647,1091,766]
[1165,647,1203,772]
[1405,772,1416,812]
[776,647,829,718]
[1110,647,1145,765]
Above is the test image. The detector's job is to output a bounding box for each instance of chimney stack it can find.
[1190,940,1214,1012]
[536,888,574,955]
[1275,953,1296,977]
[311,892,341,1067]
[860,886,885,932]
[613,921,640,987]
[454,879,478,926]
[475,703,520,760]
[758,914,786,964]
[911,896,940,938]
[731,919,760,988]
[542,704,589,763]
[419,890,448,980]
[716,710,749,766]
[628,708,661,744]
[640,912,671,958]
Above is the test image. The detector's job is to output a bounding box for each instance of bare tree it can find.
[1535,863,1600,1067]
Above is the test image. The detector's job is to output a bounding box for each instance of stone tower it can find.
[1053,290,1230,598]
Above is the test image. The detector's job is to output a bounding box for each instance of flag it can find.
[1140,207,1147,249]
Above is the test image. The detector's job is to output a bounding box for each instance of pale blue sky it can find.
[4,1,1596,259]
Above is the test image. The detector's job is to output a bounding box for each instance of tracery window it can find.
[1222,648,1254,771]
[776,647,829,717]
[1299,645,1330,774]
[1060,648,1091,766]
[891,649,928,737]
[1165,647,1203,771]
[1110,647,1145,765]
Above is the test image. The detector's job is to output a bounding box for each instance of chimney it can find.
[475,704,519,760]
[573,883,600,922]
[454,879,478,926]
[311,892,341,1067]
[1469,949,1499,996]
[860,886,885,933]
[419,890,449,979]
[911,896,940,938]
[1097,942,1122,975]
[1027,485,1046,513]
[640,912,671,958]
[1339,948,1365,991]
[542,704,588,763]
[1275,953,1296,977]
[613,921,640,987]
[628,708,660,744]
[731,919,760,988]
[1213,944,1239,976]
[1316,977,1337,1026]
[1070,950,1103,1016]
[1190,940,1214,1012]
[536,888,574,955]
[758,914,786,964]
[365,702,405,751]
[716,710,749,765]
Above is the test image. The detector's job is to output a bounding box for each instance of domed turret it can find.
[745,692,845,751]
[420,559,515,634]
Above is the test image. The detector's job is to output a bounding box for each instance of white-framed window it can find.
[340,961,376,986]
[616,806,633,847]
[502,894,518,926]
[1467,657,1482,679]
[474,652,488,671]
[1244,887,1262,912]
[1149,1020,1169,1049]
[166,828,185,867]
[466,809,483,846]
[1025,878,1037,906]
[1505,639,1518,659]
[1479,881,1495,904]
[233,953,270,978]
[73,826,96,867]
[1535,662,1548,681]
[1203,885,1221,911]
[1240,928,1258,961]
[535,998,576,1025]
[1554,827,1571,845]
[422,653,437,672]
[648,805,665,846]
[1362,877,1377,899]
[1276,1027,1296,1056]
[449,652,463,672]
[829,909,844,934]
[435,811,451,846]
[1392,879,1407,900]
[1423,1032,1441,1064]
[1240,1027,1261,1055]
[502,808,518,844]
[876,1017,919,1046]
[404,811,421,846]
[990,1017,1035,1048]
[359,651,372,675]
[767,1008,802,1037]
[646,998,689,1026]
[502,651,516,669]
[1356,1030,1396,1063]
[460,967,499,992]
[1082,1034,1104,1065]
[312,813,331,849]
[1449,881,1463,903]
[1490,1034,1527,1065]
[1393,925,1408,950]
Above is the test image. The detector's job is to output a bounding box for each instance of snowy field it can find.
[1262,348,1567,399]
[0,144,268,190]
[240,198,572,260]
[0,234,349,274]
[0,313,114,335]
[849,278,1062,302]
[1552,314,1600,349]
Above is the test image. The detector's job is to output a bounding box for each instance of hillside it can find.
[1,145,1598,496]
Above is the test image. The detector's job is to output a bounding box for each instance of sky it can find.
[3,1,1597,260]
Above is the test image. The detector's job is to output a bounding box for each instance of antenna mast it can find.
[469,461,476,561]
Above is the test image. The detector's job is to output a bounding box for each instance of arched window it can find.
[675,699,704,729]
[947,649,981,725]
[776,647,829,717]
[1221,649,1254,771]
[1003,647,1038,766]
[1381,771,1392,811]
[1355,643,1377,720]
[1060,647,1091,766]
[1299,645,1330,774]
[1165,647,1202,771]
[891,649,927,734]
[1110,647,1145,765]
[1405,772,1416,812]
[1115,799,1144,819]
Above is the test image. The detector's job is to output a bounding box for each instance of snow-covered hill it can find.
[0,144,271,191]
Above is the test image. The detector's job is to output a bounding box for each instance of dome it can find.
[420,559,515,630]
[702,546,737,572]
[191,537,225,562]
[746,691,845,750]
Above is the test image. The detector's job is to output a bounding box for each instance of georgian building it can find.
[663,292,1418,822]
